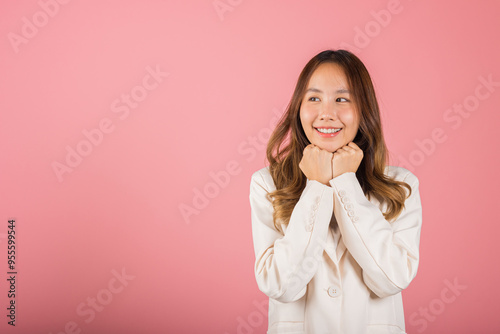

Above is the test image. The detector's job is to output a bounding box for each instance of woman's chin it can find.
[313,143,340,153]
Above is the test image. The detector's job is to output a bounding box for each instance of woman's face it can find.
[299,62,360,153]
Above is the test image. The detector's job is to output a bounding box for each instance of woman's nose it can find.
[319,104,338,121]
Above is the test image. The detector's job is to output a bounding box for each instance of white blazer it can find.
[249,165,422,334]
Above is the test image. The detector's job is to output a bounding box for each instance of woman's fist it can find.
[299,144,334,185]
[331,142,363,178]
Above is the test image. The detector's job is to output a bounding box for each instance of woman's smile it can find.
[314,127,342,137]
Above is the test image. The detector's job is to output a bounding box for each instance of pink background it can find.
[1,0,499,333]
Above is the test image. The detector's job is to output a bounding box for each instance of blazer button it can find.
[347,210,355,217]
[345,203,354,210]
[341,196,350,204]
[352,216,360,222]
[327,286,341,298]
[305,223,313,232]
[338,190,346,197]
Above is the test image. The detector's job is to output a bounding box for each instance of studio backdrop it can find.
[1,0,499,333]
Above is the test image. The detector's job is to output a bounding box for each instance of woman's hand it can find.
[332,142,364,178]
[299,144,334,186]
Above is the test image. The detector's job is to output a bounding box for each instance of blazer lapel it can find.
[336,236,346,262]
[323,215,347,264]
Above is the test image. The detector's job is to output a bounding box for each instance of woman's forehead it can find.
[307,63,350,92]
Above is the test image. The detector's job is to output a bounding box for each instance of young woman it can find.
[249,49,422,334]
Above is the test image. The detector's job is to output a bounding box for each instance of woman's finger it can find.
[348,141,360,150]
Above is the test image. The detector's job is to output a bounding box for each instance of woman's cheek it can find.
[299,108,309,127]
[302,106,317,123]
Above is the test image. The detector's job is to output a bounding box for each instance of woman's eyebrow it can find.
[336,88,350,94]
[306,87,350,94]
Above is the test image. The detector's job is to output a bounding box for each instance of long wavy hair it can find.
[266,49,411,231]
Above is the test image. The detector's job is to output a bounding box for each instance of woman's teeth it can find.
[316,128,341,134]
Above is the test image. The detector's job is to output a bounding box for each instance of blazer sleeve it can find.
[328,169,422,298]
[249,169,334,303]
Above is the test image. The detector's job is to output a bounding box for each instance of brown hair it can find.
[266,49,411,231]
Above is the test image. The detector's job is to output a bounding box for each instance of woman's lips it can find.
[315,127,342,138]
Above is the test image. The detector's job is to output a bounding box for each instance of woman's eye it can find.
[309,97,320,102]
[336,97,349,102]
